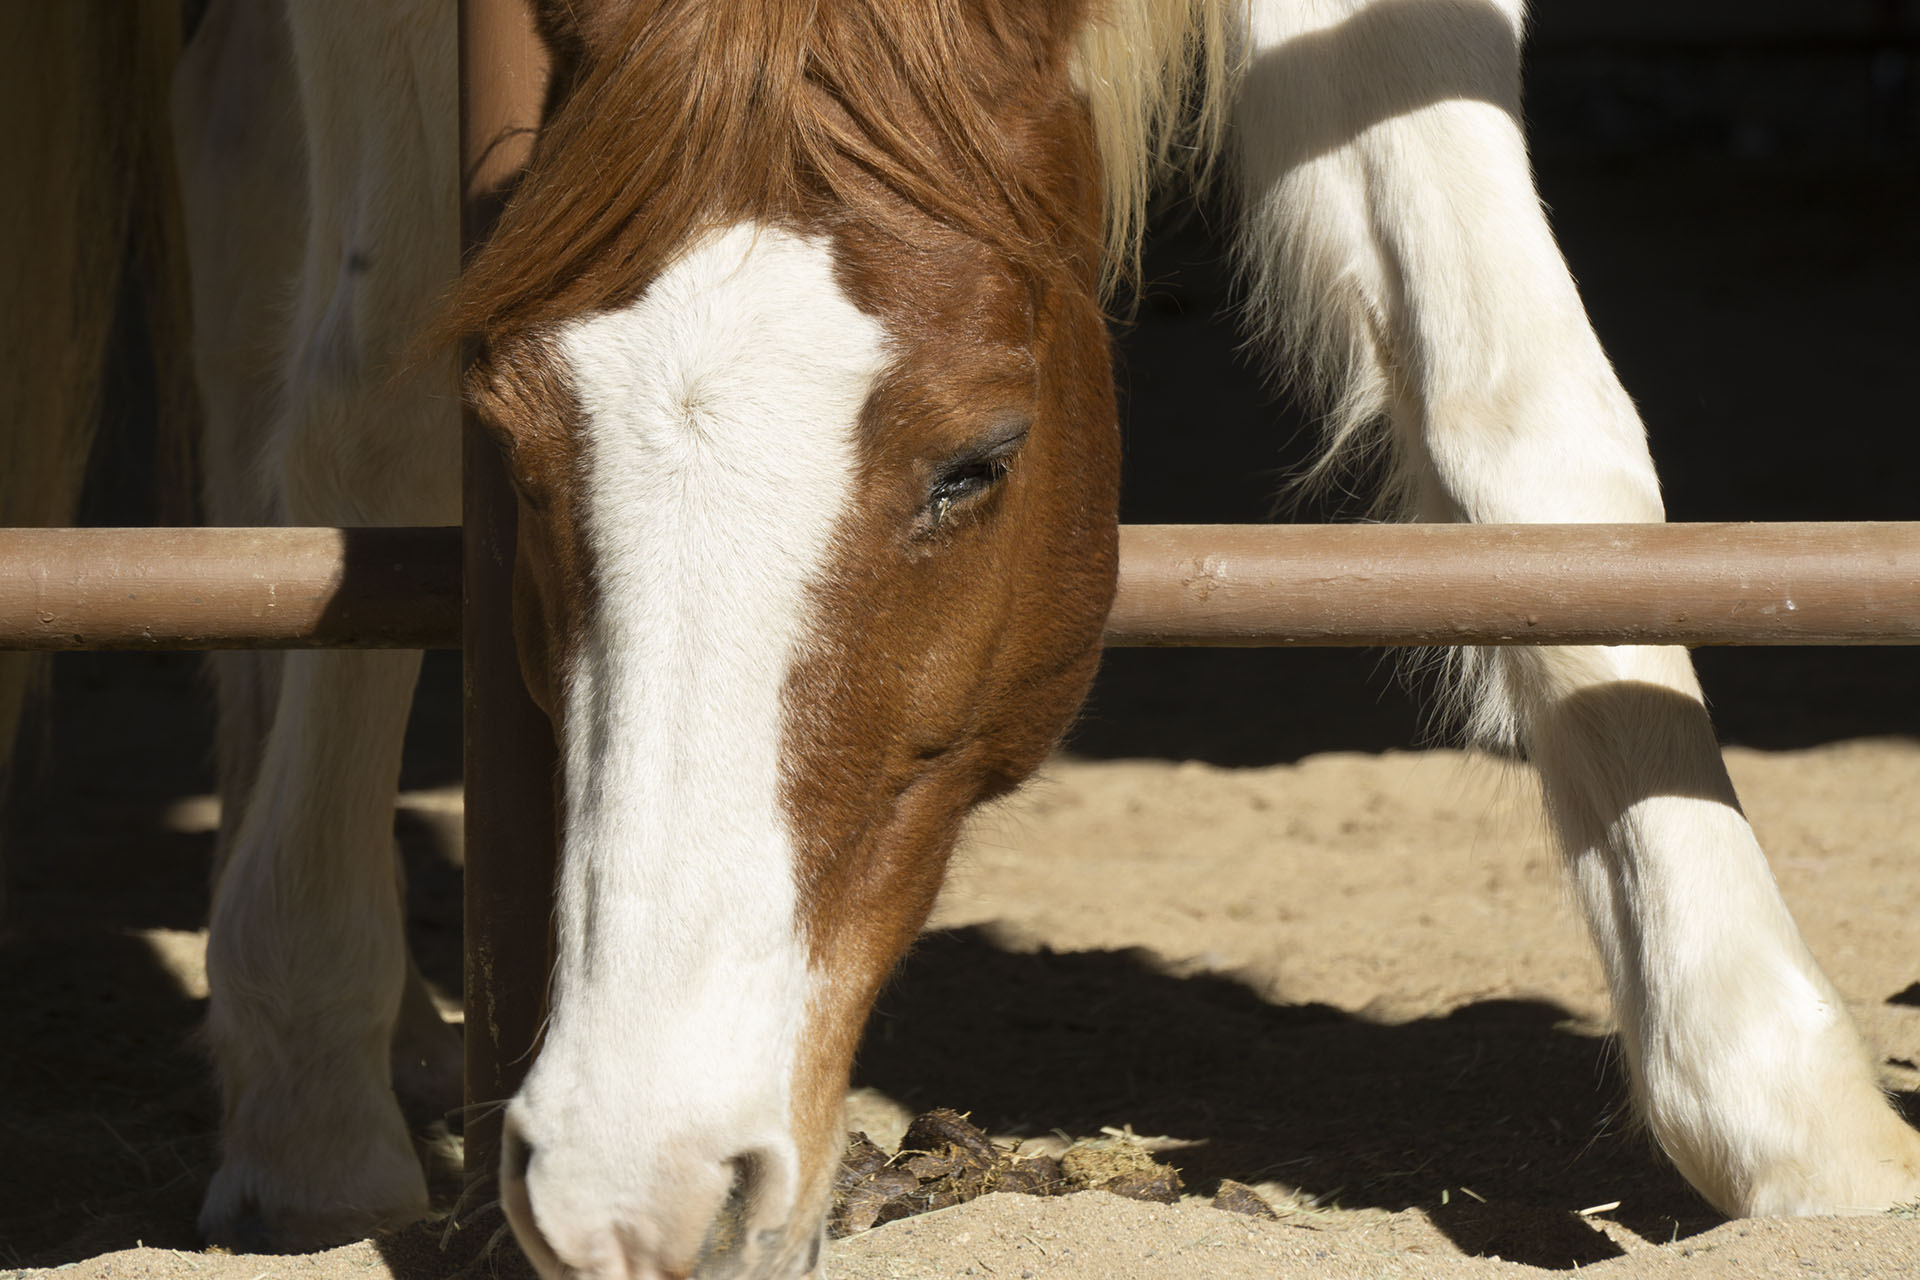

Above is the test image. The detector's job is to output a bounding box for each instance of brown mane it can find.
[443,0,1121,347]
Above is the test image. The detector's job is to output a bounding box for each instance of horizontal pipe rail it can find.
[1,522,1916,651]
[1108,523,1920,647]
[0,526,461,650]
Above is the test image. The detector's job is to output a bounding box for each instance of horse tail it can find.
[0,3,190,844]
[1075,0,1243,295]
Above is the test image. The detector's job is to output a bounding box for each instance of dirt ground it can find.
[6,38,1920,1280]
[12,741,1920,1279]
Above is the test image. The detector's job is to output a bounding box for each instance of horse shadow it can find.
[852,925,1737,1270]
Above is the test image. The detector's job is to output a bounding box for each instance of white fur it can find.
[1234,0,1920,1216]
[504,224,889,1274]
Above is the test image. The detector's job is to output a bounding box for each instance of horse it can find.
[6,1,1919,1276]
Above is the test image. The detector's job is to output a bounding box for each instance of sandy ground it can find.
[10,744,1920,1278]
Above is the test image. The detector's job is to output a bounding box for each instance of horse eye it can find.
[922,425,1026,532]
[929,458,1007,509]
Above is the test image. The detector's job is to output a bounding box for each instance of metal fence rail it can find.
[5,521,1918,652]
[1107,522,1920,647]
[0,526,460,650]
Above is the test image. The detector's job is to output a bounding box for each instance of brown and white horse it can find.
[7,1,1920,1277]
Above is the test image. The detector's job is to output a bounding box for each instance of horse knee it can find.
[275,119,458,523]
[276,258,459,526]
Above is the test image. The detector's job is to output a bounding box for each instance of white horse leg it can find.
[175,0,460,1142]
[180,0,461,1248]
[200,649,434,1249]
[172,0,297,872]
[1235,0,1920,1215]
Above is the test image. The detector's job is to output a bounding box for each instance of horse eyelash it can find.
[929,455,1012,521]
[916,456,1015,542]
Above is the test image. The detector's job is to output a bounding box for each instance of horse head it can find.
[444,2,1206,1272]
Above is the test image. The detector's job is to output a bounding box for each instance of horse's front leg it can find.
[199,649,436,1249]
[180,0,463,1248]
[1233,0,1920,1214]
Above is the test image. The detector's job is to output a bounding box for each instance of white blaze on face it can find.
[510,224,888,1264]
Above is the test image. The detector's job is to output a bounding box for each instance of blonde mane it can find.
[1074,0,1242,292]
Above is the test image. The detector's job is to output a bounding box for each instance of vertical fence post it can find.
[458,0,554,1183]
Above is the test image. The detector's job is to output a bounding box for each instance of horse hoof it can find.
[1678,1097,1920,1217]
[199,1148,428,1252]
[1753,1121,1920,1216]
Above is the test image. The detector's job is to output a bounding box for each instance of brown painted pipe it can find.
[3,522,1919,651]
[0,525,458,650]
[1107,522,1920,647]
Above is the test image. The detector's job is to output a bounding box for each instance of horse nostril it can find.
[499,1116,564,1276]
[726,1150,762,1204]
[700,1151,761,1260]
[502,1117,536,1186]
[510,1136,535,1185]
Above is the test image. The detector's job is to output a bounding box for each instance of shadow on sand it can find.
[852,925,1749,1269]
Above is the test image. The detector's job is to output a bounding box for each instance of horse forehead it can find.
[554,224,891,451]
[545,222,890,700]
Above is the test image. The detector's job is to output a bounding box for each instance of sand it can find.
[8,742,1920,1278]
